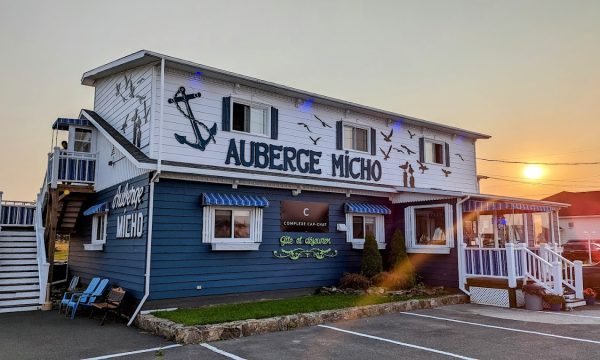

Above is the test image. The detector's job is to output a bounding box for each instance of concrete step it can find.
[0,259,37,266]
[0,291,39,300]
[565,298,587,309]
[0,284,40,292]
[0,271,38,279]
[0,277,39,285]
[0,253,36,259]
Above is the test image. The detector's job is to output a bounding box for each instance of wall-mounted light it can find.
[292,188,302,196]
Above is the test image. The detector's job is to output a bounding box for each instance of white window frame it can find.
[423,138,445,165]
[345,213,386,250]
[342,122,370,154]
[405,204,454,254]
[230,98,271,138]
[202,206,263,251]
[68,127,94,153]
[84,213,107,251]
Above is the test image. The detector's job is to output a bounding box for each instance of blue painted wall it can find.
[68,174,150,299]
[149,179,395,300]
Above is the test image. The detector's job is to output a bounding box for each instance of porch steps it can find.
[0,231,40,313]
[564,294,587,310]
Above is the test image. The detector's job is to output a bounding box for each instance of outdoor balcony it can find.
[46,148,96,189]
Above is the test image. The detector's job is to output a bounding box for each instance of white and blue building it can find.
[0,50,580,315]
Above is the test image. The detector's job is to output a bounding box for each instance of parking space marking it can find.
[82,344,182,359]
[512,308,600,320]
[318,325,476,360]
[201,343,248,360]
[401,312,600,345]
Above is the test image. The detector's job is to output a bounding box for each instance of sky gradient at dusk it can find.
[1,0,599,200]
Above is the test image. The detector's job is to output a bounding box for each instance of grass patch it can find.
[153,294,432,326]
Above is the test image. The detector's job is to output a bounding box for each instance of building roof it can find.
[81,50,491,140]
[542,191,600,216]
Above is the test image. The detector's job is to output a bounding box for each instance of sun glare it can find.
[523,164,544,180]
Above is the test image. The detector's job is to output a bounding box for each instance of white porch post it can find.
[0,191,3,231]
[50,147,60,189]
[574,260,584,299]
[505,242,517,288]
[551,261,563,295]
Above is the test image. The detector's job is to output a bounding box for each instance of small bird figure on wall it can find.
[416,160,429,174]
[297,122,313,133]
[408,130,416,139]
[314,115,332,128]
[400,145,416,155]
[455,153,464,161]
[380,145,392,160]
[399,161,409,170]
[380,129,393,142]
[442,169,452,177]
[392,147,405,154]
[121,114,129,133]
[309,136,321,145]
[136,95,146,104]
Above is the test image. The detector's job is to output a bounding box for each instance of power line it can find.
[481,176,600,188]
[477,158,600,166]
[481,173,600,185]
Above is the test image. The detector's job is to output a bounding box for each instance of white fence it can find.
[0,194,36,228]
[47,148,97,188]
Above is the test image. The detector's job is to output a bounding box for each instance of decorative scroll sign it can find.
[112,183,145,239]
[273,235,338,260]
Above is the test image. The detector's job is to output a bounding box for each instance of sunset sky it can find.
[0,0,599,201]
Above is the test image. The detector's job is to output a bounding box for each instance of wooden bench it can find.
[90,287,126,325]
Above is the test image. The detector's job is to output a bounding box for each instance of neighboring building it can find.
[543,191,600,243]
[0,50,573,314]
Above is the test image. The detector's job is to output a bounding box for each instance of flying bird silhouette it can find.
[309,136,321,145]
[442,169,452,177]
[380,145,392,160]
[297,122,312,133]
[314,115,332,128]
[399,161,409,170]
[121,114,129,133]
[380,129,393,142]
[407,130,416,139]
[392,147,405,154]
[400,145,416,155]
[136,95,146,104]
[455,153,464,161]
[416,160,429,174]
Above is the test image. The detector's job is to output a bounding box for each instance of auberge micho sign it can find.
[280,201,329,233]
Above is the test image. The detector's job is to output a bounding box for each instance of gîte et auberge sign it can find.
[112,183,145,239]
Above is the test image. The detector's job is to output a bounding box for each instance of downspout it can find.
[456,195,470,295]
[157,57,165,175]
[127,172,158,326]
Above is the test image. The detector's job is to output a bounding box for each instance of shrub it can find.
[385,230,416,289]
[339,272,371,290]
[361,233,383,278]
[543,294,564,305]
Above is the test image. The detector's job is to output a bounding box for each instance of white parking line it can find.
[201,343,247,360]
[401,312,600,345]
[512,308,600,320]
[318,324,476,360]
[82,344,182,359]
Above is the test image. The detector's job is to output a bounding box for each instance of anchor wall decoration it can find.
[168,86,217,151]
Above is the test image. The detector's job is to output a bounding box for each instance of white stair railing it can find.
[35,178,50,308]
[539,244,583,298]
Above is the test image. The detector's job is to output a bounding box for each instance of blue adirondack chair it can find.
[59,276,95,314]
[66,278,109,319]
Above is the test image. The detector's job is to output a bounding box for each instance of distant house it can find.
[543,191,600,243]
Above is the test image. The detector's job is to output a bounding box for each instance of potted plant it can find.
[522,282,545,311]
[584,288,597,305]
[543,294,564,311]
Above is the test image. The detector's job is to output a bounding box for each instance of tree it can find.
[361,233,383,278]
[386,229,416,288]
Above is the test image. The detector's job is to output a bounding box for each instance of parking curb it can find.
[134,294,468,344]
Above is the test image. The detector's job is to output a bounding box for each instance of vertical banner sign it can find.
[281,201,329,233]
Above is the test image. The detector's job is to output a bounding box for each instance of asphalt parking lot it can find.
[4,304,600,359]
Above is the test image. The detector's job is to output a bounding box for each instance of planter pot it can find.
[524,293,543,311]
[548,303,562,311]
[585,297,596,306]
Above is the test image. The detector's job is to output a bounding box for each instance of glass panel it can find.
[478,214,494,247]
[250,108,267,135]
[232,103,249,132]
[344,126,354,149]
[533,212,550,246]
[94,215,105,242]
[233,210,250,239]
[502,214,525,243]
[415,207,446,245]
[74,129,92,153]
[355,128,368,152]
[214,210,232,238]
[364,216,375,239]
[434,143,444,164]
[75,129,92,141]
[353,216,364,239]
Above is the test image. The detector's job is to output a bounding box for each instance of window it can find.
[343,125,369,152]
[74,128,92,153]
[345,213,385,249]
[92,214,107,244]
[203,206,263,250]
[405,204,454,253]
[231,101,270,137]
[502,214,525,243]
[424,139,445,165]
[532,212,550,246]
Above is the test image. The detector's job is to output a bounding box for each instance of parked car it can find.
[562,240,600,263]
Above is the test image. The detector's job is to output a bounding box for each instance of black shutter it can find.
[270,107,279,140]
[370,128,376,155]
[222,97,231,132]
[445,142,450,167]
[419,137,425,162]
[336,121,343,150]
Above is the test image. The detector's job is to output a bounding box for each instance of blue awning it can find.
[52,118,92,130]
[202,193,269,207]
[83,202,109,216]
[345,203,391,215]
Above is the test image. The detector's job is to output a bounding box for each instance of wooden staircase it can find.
[0,231,40,313]
[55,191,89,234]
